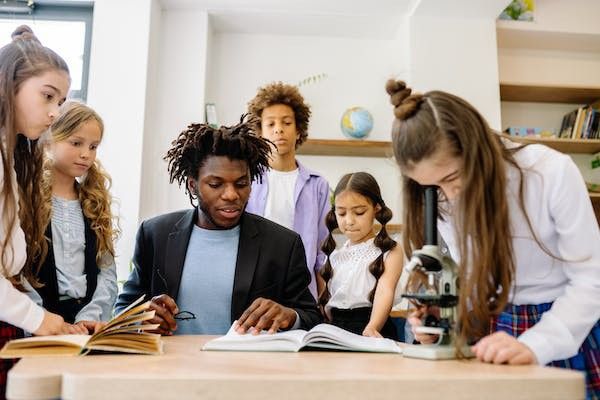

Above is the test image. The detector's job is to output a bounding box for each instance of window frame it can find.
[0,2,93,101]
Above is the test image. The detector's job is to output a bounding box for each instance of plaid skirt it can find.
[0,321,23,400]
[491,302,599,400]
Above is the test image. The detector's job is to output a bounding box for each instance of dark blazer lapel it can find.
[164,208,195,301]
[231,213,260,321]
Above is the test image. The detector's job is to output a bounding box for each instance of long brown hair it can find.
[0,25,69,285]
[385,80,522,347]
[319,172,396,308]
[42,101,119,267]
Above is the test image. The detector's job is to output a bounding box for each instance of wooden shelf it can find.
[298,139,392,158]
[590,192,600,200]
[500,83,600,104]
[503,135,600,153]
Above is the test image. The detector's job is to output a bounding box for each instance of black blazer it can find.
[114,209,321,330]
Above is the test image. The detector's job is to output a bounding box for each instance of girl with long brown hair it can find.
[319,172,403,339]
[386,80,600,398]
[0,26,90,398]
[31,101,118,325]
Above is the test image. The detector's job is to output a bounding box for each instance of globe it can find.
[340,107,373,139]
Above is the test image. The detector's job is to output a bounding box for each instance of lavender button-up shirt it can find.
[246,160,330,299]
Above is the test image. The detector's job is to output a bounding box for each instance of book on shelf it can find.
[202,321,403,353]
[0,296,163,358]
[560,100,600,139]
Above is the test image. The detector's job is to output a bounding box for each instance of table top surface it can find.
[7,335,585,400]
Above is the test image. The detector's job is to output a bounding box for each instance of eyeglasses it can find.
[155,268,197,321]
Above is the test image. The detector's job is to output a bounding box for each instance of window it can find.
[0,1,93,100]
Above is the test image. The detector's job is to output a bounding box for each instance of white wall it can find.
[205,31,408,223]
[139,9,210,221]
[408,15,502,130]
[87,0,159,277]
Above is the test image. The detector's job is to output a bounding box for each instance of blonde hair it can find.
[42,101,119,268]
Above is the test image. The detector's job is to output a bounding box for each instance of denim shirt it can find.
[246,160,330,299]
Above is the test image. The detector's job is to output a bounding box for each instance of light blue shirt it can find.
[44,196,117,322]
[175,224,240,335]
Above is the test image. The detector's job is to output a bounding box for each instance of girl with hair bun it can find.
[0,25,90,397]
[319,172,403,339]
[385,80,600,399]
[31,101,119,326]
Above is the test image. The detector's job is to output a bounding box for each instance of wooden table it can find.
[7,335,585,400]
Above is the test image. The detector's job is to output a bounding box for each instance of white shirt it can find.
[438,143,600,365]
[263,168,298,230]
[325,238,402,317]
[0,153,44,333]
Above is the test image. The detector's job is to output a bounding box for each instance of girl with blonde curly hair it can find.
[32,101,119,326]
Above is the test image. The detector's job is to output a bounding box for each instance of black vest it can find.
[37,216,99,319]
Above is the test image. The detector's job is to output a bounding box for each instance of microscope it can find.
[401,186,472,360]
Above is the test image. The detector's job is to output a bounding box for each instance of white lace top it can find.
[325,238,402,316]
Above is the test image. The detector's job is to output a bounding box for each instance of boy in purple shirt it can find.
[246,82,330,300]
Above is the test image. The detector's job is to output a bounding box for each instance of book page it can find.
[0,335,90,358]
[202,322,307,352]
[302,324,403,353]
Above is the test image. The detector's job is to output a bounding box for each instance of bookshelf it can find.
[502,135,600,154]
[297,139,392,158]
[499,83,600,105]
[497,19,600,224]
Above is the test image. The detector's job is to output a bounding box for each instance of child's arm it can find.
[75,256,118,322]
[363,245,403,338]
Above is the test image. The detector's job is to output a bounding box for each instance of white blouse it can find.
[325,238,402,317]
[0,154,44,333]
[438,143,600,365]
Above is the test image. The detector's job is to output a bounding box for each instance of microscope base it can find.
[402,344,474,360]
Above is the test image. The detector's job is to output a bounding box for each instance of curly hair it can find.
[0,25,69,287]
[164,115,272,206]
[41,101,119,271]
[247,81,311,148]
[318,172,397,309]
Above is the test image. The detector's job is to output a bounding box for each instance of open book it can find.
[0,296,162,357]
[202,322,403,353]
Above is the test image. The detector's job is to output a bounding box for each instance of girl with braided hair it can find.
[386,80,600,399]
[319,172,403,340]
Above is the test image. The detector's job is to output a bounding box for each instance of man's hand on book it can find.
[148,294,179,335]
[235,298,297,335]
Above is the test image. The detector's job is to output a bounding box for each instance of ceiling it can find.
[160,0,417,38]
[158,0,510,38]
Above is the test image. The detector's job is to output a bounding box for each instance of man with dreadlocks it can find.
[115,117,321,335]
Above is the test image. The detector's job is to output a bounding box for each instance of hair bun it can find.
[11,25,40,44]
[385,79,424,120]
